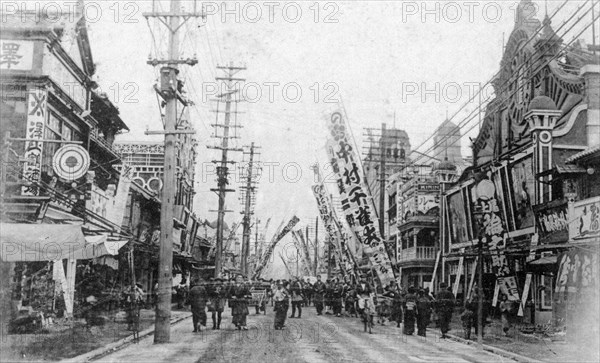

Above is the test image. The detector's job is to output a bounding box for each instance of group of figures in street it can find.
[179,273,516,339]
[185,274,270,331]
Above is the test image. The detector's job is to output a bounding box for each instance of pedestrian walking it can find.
[313,275,326,315]
[344,283,358,317]
[460,305,474,340]
[289,277,303,318]
[230,275,251,330]
[207,277,225,330]
[387,282,403,328]
[332,280,343,317]
[403,287,417,335]
[273,280,289,330]
[416,289,432,337]
[435,282,455,338]
[499,294,513,336]
[467,288,489,338]
[188,278,207,332]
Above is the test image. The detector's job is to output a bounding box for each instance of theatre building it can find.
[440,0,599,344]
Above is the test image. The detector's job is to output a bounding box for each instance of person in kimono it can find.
[188,278,207,332]
[403,286,418,335]
[230,275,251,330]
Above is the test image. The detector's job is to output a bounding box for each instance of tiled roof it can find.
[565,146,600,164]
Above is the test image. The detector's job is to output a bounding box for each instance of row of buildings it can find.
[0,6,216,331]
[360,0,599,338]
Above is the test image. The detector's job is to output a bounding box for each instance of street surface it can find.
[97,307,510,363]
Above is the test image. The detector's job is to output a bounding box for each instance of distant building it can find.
[433,118,463,165]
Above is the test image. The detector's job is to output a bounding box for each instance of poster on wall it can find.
[569,196,600,241]
[510,156,535,230]
[555,249,598,301]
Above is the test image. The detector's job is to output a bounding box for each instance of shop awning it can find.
[526,255,558,273]
[528,255,558,265]
[70,234,129,260]
[0,223,127,262]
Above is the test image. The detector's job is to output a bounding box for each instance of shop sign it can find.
[0,40,34,71]
[533,199,569,244]
[569,196,600,241]
[417,183,440,192]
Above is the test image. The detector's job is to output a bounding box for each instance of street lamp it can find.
[472,179,495,349]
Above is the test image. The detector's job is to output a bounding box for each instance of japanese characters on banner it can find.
[326,111,396,286]
[252,215,300,279]
[475,180,520,302]
[311,183,350,276]
[22,87,47,196]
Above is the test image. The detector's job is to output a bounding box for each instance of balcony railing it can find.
[398,246,436,262]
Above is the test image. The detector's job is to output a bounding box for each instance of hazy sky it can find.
[22,0,595,276]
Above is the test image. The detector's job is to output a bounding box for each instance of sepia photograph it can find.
[0,0,599,362]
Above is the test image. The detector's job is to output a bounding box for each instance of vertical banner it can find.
[252,216,299,279]
[22,87,47,196]
[428,251,441,291]
[325,111,396,286]
[291,230,313,276]
[106,164,133,227]
[518,273,532,317]
[492,279,501,306]
[475,179,521,302]
[311,183,351,276]
[467,256,479,301]
[453,254,464,297]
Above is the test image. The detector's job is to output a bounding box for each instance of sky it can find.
[16,0,596,277]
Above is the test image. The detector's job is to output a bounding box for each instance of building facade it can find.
[440,1,599,343]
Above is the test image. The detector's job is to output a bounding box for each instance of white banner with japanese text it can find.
[326,111,396,286]
[21,87,47,196]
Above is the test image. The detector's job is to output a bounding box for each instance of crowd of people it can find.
[266,276,458,338]
[179,274,471,338]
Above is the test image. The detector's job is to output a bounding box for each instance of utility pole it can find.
[143,0,203,344]
[240,142,260,276]
[254,219,260,256]
[208,63,246,278]
[314,216,319,276]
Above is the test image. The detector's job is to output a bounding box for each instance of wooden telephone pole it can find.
[240,142,260,276]
[208,63,245,278]
[143,0,203,344]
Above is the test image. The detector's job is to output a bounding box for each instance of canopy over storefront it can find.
[0,223,128,262]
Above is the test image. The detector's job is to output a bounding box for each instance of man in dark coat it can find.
[416,289,432,337]
[273,280,289,329]
[313,275,326,315]
[230,275,251,330]
[435,282,456,338]
[289,277,304,318]
[188,279,207,332]
[403,286,418,335]
[332,281,343,317]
